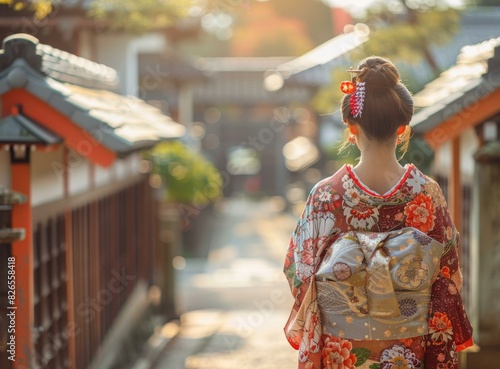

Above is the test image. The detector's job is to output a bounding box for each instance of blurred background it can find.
[0,0,499,368]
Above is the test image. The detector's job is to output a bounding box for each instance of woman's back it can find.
[283,56,473,369]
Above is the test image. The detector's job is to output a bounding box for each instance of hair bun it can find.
[358,57,400,90]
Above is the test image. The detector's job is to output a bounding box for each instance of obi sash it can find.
[315,227,444,340]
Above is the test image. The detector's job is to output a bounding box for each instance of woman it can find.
[283,56,473,369]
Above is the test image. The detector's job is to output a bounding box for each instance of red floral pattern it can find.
[404,193,436,233]
[429,312,453,345]
[322,337,357,369]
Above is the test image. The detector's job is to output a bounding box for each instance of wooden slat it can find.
[30,176,155,369]
[90,202,98,357]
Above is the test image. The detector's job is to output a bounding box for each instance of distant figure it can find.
[283,56,473,369]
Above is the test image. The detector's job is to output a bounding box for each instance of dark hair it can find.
[341,56,414,142]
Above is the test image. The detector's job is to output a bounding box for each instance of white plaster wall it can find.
[94,32,167,96]
[95,161,113,188]
[0,150,10,188]
[129,152,142,174]
[432,128,479,182]
[68,150,91,197]
[85,152,142,189]
[460,128,479,182]
[31,147,65,207]
[114,157,131,181]
[431,141,451,178]
[30,147,142,206]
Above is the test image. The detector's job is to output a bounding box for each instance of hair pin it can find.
[340,80,356,94]
[350,82,366,118]
[346,68,363,73]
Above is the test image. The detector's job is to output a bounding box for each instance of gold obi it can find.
[315,227,444,340]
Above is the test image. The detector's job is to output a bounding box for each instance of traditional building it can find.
[0,34,185,369]
[148,55,324,197]
[411,37,500,368]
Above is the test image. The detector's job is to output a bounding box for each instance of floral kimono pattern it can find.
[284,164,473,369]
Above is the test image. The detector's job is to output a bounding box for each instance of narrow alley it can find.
[151,197,300,369]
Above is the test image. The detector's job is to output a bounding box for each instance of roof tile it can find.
[0,34,185,157]
[411,37,500,133]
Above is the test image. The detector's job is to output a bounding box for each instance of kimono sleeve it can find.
[283,183,337,362]
[425,183,473,368]
[283,184,322,314]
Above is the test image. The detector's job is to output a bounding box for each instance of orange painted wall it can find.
[2,89,116,167]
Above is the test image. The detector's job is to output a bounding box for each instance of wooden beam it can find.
[424,89,500,150]
[2,89,117,167]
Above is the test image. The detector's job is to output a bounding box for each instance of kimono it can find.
[283,164,473,369]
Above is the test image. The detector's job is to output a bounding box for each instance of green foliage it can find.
[324,137,361,166]
[179,0,333,57]
[148,141,223,206]
[311,67,347,115]
[399,135,434,174]
[4,0,191,29]
[0,0,54,19]
[358,7,460,66]
[351,347,371,366]
[322,134,434,172]
[88,0,191,33]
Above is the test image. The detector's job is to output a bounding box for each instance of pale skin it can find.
[347,123,408,195]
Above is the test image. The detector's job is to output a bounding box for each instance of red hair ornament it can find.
[340,80,366,118]
[340,80,356,94]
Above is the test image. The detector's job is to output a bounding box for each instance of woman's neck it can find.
[351,142,406,194]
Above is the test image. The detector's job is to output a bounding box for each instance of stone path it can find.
[150,197,299,369]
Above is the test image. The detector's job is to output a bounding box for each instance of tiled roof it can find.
[38,42,119,90]
[0,34,185,154]
[194,57,294,73]
[274,28,369,87]
[0,33,118,91]
[431,9,500,72]
[139,52,207,82]
[273,8,499,90]
[0,112,62,144]
[188,57,312,105]
[411,37,500,134]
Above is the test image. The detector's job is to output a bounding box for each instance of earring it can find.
[348,135,356,145]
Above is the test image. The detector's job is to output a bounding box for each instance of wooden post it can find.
[11,152,33,369]
[472,141,500,347]
[449,137,462,260]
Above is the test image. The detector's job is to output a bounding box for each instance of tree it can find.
[312,0,461,116]
[358,0,460,76]
[230,2,314,56]
[0,0,53,19]
[88,0,192,33]
[179,0,333,57]
[2,0,192,33]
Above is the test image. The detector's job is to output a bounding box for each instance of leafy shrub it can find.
[148,141,222,206]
